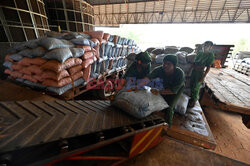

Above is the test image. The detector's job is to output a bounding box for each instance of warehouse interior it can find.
[0,0,249,166]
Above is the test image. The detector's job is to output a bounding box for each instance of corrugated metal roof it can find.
[91,0,250,26]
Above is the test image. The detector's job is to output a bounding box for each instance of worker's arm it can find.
[200,65,211,82]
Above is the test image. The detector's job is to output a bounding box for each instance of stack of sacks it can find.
[176,52,196,97]
[83,31,138,77]
[3,33,98,95]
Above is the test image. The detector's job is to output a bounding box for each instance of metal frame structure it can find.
[91,0,250,26]
[45,0,95,32]
[0,0,50,45]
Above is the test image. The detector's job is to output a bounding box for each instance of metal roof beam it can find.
[182,0,188,22]
[232,0,243,22]
[218,0,227,21]
[193,0,201,22]
[205,0,213,22]
[91,0,159,6]
[171,0,177,22]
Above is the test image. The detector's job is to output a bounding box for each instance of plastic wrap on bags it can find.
[111,86,169,119]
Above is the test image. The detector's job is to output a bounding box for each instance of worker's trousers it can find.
[190,70,203,103]
[162,86,184,127]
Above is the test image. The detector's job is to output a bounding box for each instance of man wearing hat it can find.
[124,51,152,79]
[147,54,185,126]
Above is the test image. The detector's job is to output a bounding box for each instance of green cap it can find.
[135,51,152,64]
[163,54,178,67]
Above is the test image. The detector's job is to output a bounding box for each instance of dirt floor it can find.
[204,107,250,164]
[122,137,247,166]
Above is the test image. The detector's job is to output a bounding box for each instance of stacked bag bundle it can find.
[3,31,138,95]
[82,31,138,78]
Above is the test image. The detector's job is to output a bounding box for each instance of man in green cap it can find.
[188,41,214,107]
[146,54,185,126]
[124,51,152,79]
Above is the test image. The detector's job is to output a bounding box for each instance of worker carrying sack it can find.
[111,86,169,119]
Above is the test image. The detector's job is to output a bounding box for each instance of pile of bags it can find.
[3,31,138,95]
[148,46,194,57]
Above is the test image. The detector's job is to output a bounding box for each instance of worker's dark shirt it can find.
[147,66,185,94]
[124,62,151,79]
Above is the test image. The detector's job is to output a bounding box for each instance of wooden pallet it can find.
[167,102,216,150]
[204,68,250,115]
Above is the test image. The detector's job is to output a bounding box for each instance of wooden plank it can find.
[204,68,250,115]
[208,70,250,105]
[205,73,244,106]
[167,102,216,150]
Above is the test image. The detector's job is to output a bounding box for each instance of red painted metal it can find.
[129,126,164,158]
[45,125,165,166]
